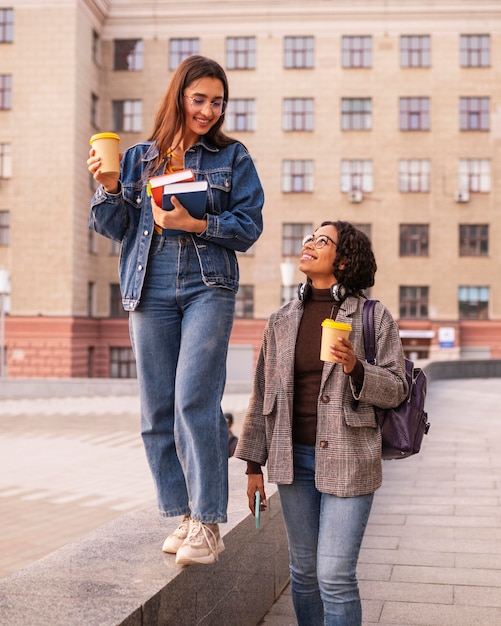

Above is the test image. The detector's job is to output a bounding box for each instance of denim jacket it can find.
[89,138,264,310]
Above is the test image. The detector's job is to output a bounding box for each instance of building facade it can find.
[1,0,501,377]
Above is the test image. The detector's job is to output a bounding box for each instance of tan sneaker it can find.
[162,514,191,554]
[175,520,225,565]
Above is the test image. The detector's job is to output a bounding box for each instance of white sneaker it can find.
[175,520,225,565]
[162,514,191,554]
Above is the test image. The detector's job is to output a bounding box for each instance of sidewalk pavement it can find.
[1,379,501,625]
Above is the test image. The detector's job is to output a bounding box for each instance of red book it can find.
[147,168,195,205]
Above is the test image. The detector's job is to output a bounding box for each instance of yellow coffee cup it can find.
[90,132,121,175]
[320,319,352,362]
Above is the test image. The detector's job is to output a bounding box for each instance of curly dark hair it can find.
[320,220,377,294]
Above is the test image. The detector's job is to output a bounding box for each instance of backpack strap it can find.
[362,299,378,365]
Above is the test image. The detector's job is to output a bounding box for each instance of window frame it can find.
[458,286,489,319]
[169,38,200,71]
[226,37,256,70]
[341,98,372,130]
[234,284,254,319]
[112,99,142,133]
[400,35,430,67]
[341,36,372,68]
[282,160,314,193]
[458,159,491,193]
[283,98,314,131]
[0,210,9,246]
[399,286,429,319]
[282,223,313,256]
[399,224,429,257]
[225,98,256,132]
[399,159,430,192]
[109,347,137,378]
[284,36,314,69]
[400,97,430,131]
[459,97,490,131]
[0,8,13,43]
[340,160,373,193]
[0,143,12,179]
[0,74,12,110]
[460,34,490,67]
[459,224,489,257]
[113,39,143,71]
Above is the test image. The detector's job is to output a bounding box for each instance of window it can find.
[91,93,99,129]
[399,159,430,192]
[400,35,430,67]
[282,160,314,193]
[226,37,256,70]
[340,160,373,193]
[400,97,430,130]
[0,8,13,43]
[0,75,12,109]
[110,347,137,378]
[341,98,372,130]
[0,211,9,245]
[459,224,488,256]
[114,39,143,71]
[92,30,100,64]
[87,281,96,318]
[353,223,372,239]
[342,36,372,68]
[460,97,489,131]
[109,284,127,318]
[0,143,12,178]
[169,38,200,70]
[459,286,489,319]
[110,239,121,256]
[112,100,142,132]
[460,35,490,67]
[225,99,256,132]
[235,285,254,319]
[458,159,490,193]
[88,229,98,254]
[282,223,313,256]
[284,36,314,69]
[399,286,429,319]
[400,225,429,256]
[283,98,314,131]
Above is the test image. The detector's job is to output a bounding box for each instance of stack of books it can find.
[147,169,208,234]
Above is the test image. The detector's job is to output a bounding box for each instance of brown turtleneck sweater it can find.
[246,287,365,474]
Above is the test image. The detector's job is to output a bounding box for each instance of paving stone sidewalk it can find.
[1,380,501,625]
[262,378,501,626]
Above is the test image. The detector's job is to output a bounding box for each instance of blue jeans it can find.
[278,444,374,626]
[129,234,235,524]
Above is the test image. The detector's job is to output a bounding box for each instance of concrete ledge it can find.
[424,358,501,382]
[0,461,289,626]
[0,378,251,398]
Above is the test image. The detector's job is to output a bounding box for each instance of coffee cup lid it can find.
[321,319,352,330]
[90,132,120,144]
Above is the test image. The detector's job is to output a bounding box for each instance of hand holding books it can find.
[148,169,208,235]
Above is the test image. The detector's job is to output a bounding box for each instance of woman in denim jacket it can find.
[88,56,264,566]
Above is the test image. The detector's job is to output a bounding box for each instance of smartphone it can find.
[255,490,261,529]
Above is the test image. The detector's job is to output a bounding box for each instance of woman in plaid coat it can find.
[236,221,407,626]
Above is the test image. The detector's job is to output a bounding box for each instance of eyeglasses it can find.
[302,234,337,250]
[183,94,227,116]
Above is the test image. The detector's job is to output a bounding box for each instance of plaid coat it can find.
[235,295,408,497]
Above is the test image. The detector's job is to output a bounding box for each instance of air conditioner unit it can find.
[348,190,363,203]
[455,190,470,203]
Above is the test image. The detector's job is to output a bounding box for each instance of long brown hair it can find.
[147,55,235,174]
